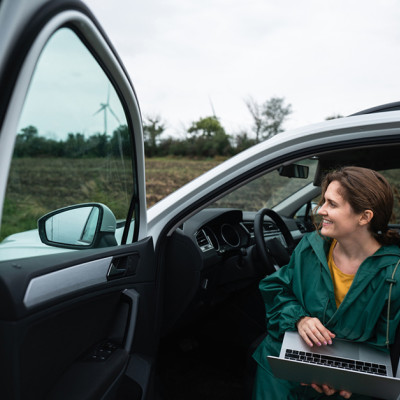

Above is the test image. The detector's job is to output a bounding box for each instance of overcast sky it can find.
[84,0,400,138]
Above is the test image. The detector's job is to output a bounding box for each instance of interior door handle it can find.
[107,262,126,278]
[107,253,139,280]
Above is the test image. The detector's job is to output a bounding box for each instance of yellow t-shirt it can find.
[328,240,355,308]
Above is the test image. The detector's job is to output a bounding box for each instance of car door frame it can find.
[0,1,159,399]
[0,0,148,237]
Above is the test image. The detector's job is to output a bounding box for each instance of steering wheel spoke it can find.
[254,208,295,275]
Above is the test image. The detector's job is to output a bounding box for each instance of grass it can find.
[0,157,223,241]
[145,158,222,206]
[4,156,400,243]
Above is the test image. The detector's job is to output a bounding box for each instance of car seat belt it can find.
[388,258,400,375]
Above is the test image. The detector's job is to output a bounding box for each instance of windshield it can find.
[211,158,318,211]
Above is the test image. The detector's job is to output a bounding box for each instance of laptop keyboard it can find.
[284,349,387,376]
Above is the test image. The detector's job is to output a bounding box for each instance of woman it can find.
[252,166,400,399]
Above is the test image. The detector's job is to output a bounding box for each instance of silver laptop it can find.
[268,331,400,400]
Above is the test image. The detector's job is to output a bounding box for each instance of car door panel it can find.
[46,289,141,400]
[0,237,156,399]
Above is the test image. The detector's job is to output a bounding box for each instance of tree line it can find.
[14,125,132,158]
[144,96,292,157]
[15,97,339,159]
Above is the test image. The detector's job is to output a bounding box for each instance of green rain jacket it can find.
[252,231,400,399]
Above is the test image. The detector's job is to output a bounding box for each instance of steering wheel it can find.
[254,208,296,275]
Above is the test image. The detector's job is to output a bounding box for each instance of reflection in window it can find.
[211,159,318,211]
[1,28,134,247]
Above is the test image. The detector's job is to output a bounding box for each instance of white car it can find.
[2,0,400,399]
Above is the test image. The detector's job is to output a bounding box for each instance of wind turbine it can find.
[209,96,217,118]
[93,85,121,135]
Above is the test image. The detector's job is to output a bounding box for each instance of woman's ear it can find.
[360,210,374,226]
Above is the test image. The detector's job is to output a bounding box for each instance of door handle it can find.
[107,262,127,278]
[107,253,139,280]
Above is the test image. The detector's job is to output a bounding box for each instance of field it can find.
[0,157,223,241]
[145,158,223,206]
[4,156,400,243]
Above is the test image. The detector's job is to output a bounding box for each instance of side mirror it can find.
[38,203,117,249]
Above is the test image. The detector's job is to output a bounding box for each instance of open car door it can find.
[0,1,157,398]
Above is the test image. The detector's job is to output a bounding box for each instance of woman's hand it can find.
[297,319,349,397]
[308,383,352,398]
[296,316,335,347]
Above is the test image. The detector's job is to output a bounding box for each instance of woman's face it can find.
[318,180,365,240]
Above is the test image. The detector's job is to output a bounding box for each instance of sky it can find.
[82,0,400,139]
[19,28,126,138]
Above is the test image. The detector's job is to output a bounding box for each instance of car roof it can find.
[313,144,400,185]
[350,101,400,116]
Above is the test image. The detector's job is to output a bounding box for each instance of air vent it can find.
[296,221,306,233]
[263,222,277,232]
[242,222,254,235]
[196,230,208,246]
[242,221,279,236]
[195,229,213,252]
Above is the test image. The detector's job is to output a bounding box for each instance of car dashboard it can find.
[161,207,308,335]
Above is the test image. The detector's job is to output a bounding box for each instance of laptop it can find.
[268,331,400,400]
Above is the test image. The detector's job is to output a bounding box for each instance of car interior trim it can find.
[23,256,113,308]
[121,288,140,352]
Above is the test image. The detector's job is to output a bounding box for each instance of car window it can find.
[0,28,135,260]
[376,170,400,224]
[211,158,318,211]
[210,157,400,231]
[295,169,400,225]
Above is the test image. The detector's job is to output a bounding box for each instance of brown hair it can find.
[315,166,400,246]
